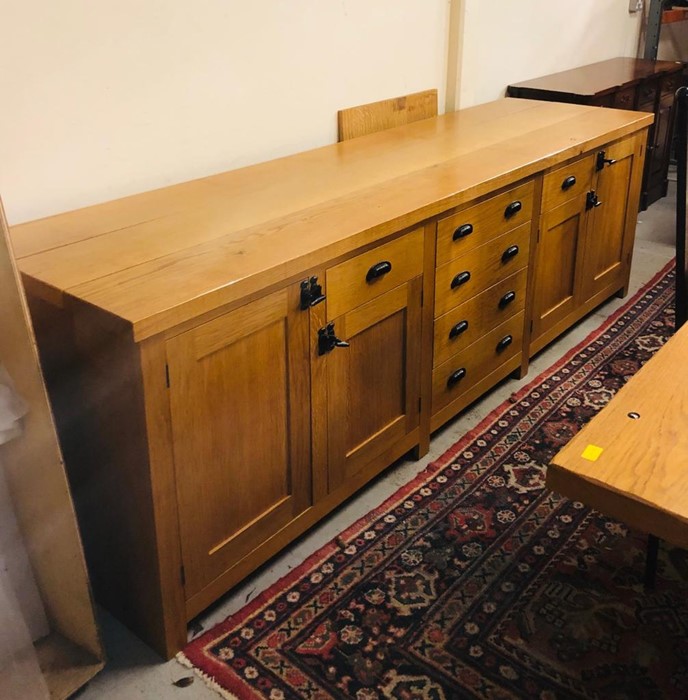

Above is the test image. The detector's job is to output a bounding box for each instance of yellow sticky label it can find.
[581,444,604,462]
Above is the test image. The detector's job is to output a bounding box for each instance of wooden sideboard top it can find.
[11,98,652,340]
[507,57,684,98]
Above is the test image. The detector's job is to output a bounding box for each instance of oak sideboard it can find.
[10,98,652,658]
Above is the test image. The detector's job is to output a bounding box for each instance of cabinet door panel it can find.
[531,194,587,342]
[584,140,634,299]
[326,278,421,490]
[166,287,311,597]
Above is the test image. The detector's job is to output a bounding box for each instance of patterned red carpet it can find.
[180,262,688,699]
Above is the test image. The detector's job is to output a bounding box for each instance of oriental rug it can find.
[180,261,688,699]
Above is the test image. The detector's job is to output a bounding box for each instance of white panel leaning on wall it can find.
[0,365,50,698]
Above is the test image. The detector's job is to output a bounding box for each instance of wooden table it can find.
[548,321,688,552]
[507,57,685,209]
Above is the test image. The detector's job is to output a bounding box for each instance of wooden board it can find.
[548,322,688,548]
[0,198,103,696]
[337,89,438,141]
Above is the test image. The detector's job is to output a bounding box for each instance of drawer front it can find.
[661,72,682,100]
[432,312,525,414]
[433,268,527,368]
[613,86,636,110]
[637,80,658,111]
[436,180,534,267]
[542,154,594,212]
[434,223,530,317]
[326,227,423,320]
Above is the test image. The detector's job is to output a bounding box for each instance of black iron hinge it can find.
[165,364,170,388]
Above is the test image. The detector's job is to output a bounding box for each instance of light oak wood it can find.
[436,180,534,267]
[583,134,642,300]
[0,201,103,693]
[541,153,594,212]
[431,312,525,415]
[326,227,423,320]
[11,100,652,340]
[531,133,647,353]
[433,268,527,368]
[548,322,688,548]
[166,284,311,598]
[326,278,422,490]
[531,193,588,342]
[434,224,531,317]
[337,89,438,141]
[430,353,523,433]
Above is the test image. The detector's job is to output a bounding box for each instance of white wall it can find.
[1,1,645,225]
[0,1,448,224]
[457,0,642,108]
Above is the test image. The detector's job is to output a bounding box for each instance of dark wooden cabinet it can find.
[507,57,685,209]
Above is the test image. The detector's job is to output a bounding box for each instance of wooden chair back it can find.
[337,89,438,142]
[675,86,688,328]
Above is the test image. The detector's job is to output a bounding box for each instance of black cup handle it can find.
[447,367,467,389]
[450,271,471,289]
[501,245,519,263]
[562,175,576,190]
[496,335,513,353]
[448,319,469,340]
[452,223,474,241]
[504,201,522,219]
[366,261,392,283]
[498,291,516,309]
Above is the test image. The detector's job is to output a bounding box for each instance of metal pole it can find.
[644,0,671,60]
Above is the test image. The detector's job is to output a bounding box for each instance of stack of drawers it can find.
[430,180,534,429]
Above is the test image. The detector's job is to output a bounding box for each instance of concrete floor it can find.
[75,183,677,699]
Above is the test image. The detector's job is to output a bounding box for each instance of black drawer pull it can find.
[448,319,469,339]
[447,367,467,388]
[496,335,513,353]
[504,201,522,219]
[498,290,516,309]
[501,245,519,262]
[450,270,471,289]
[366,261,392,283]
[452,223,474,241]
[561,175,576,190]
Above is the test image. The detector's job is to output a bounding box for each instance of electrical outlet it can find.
[629,0,643,12]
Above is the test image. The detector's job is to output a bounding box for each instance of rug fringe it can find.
[177,651,243,700]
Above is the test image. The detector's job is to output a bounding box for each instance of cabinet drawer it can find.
[433,268,527,368]
[637,80,658,110]
[436,180,534,267]
[326,227,423,320]
[661,72,682,99]
[434,223,530,317]
[432,312,524,414]
[542,154,594,212]
[613,86,636,110]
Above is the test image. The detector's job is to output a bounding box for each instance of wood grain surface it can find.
[548,322,688,546]
[10,99,652,340]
